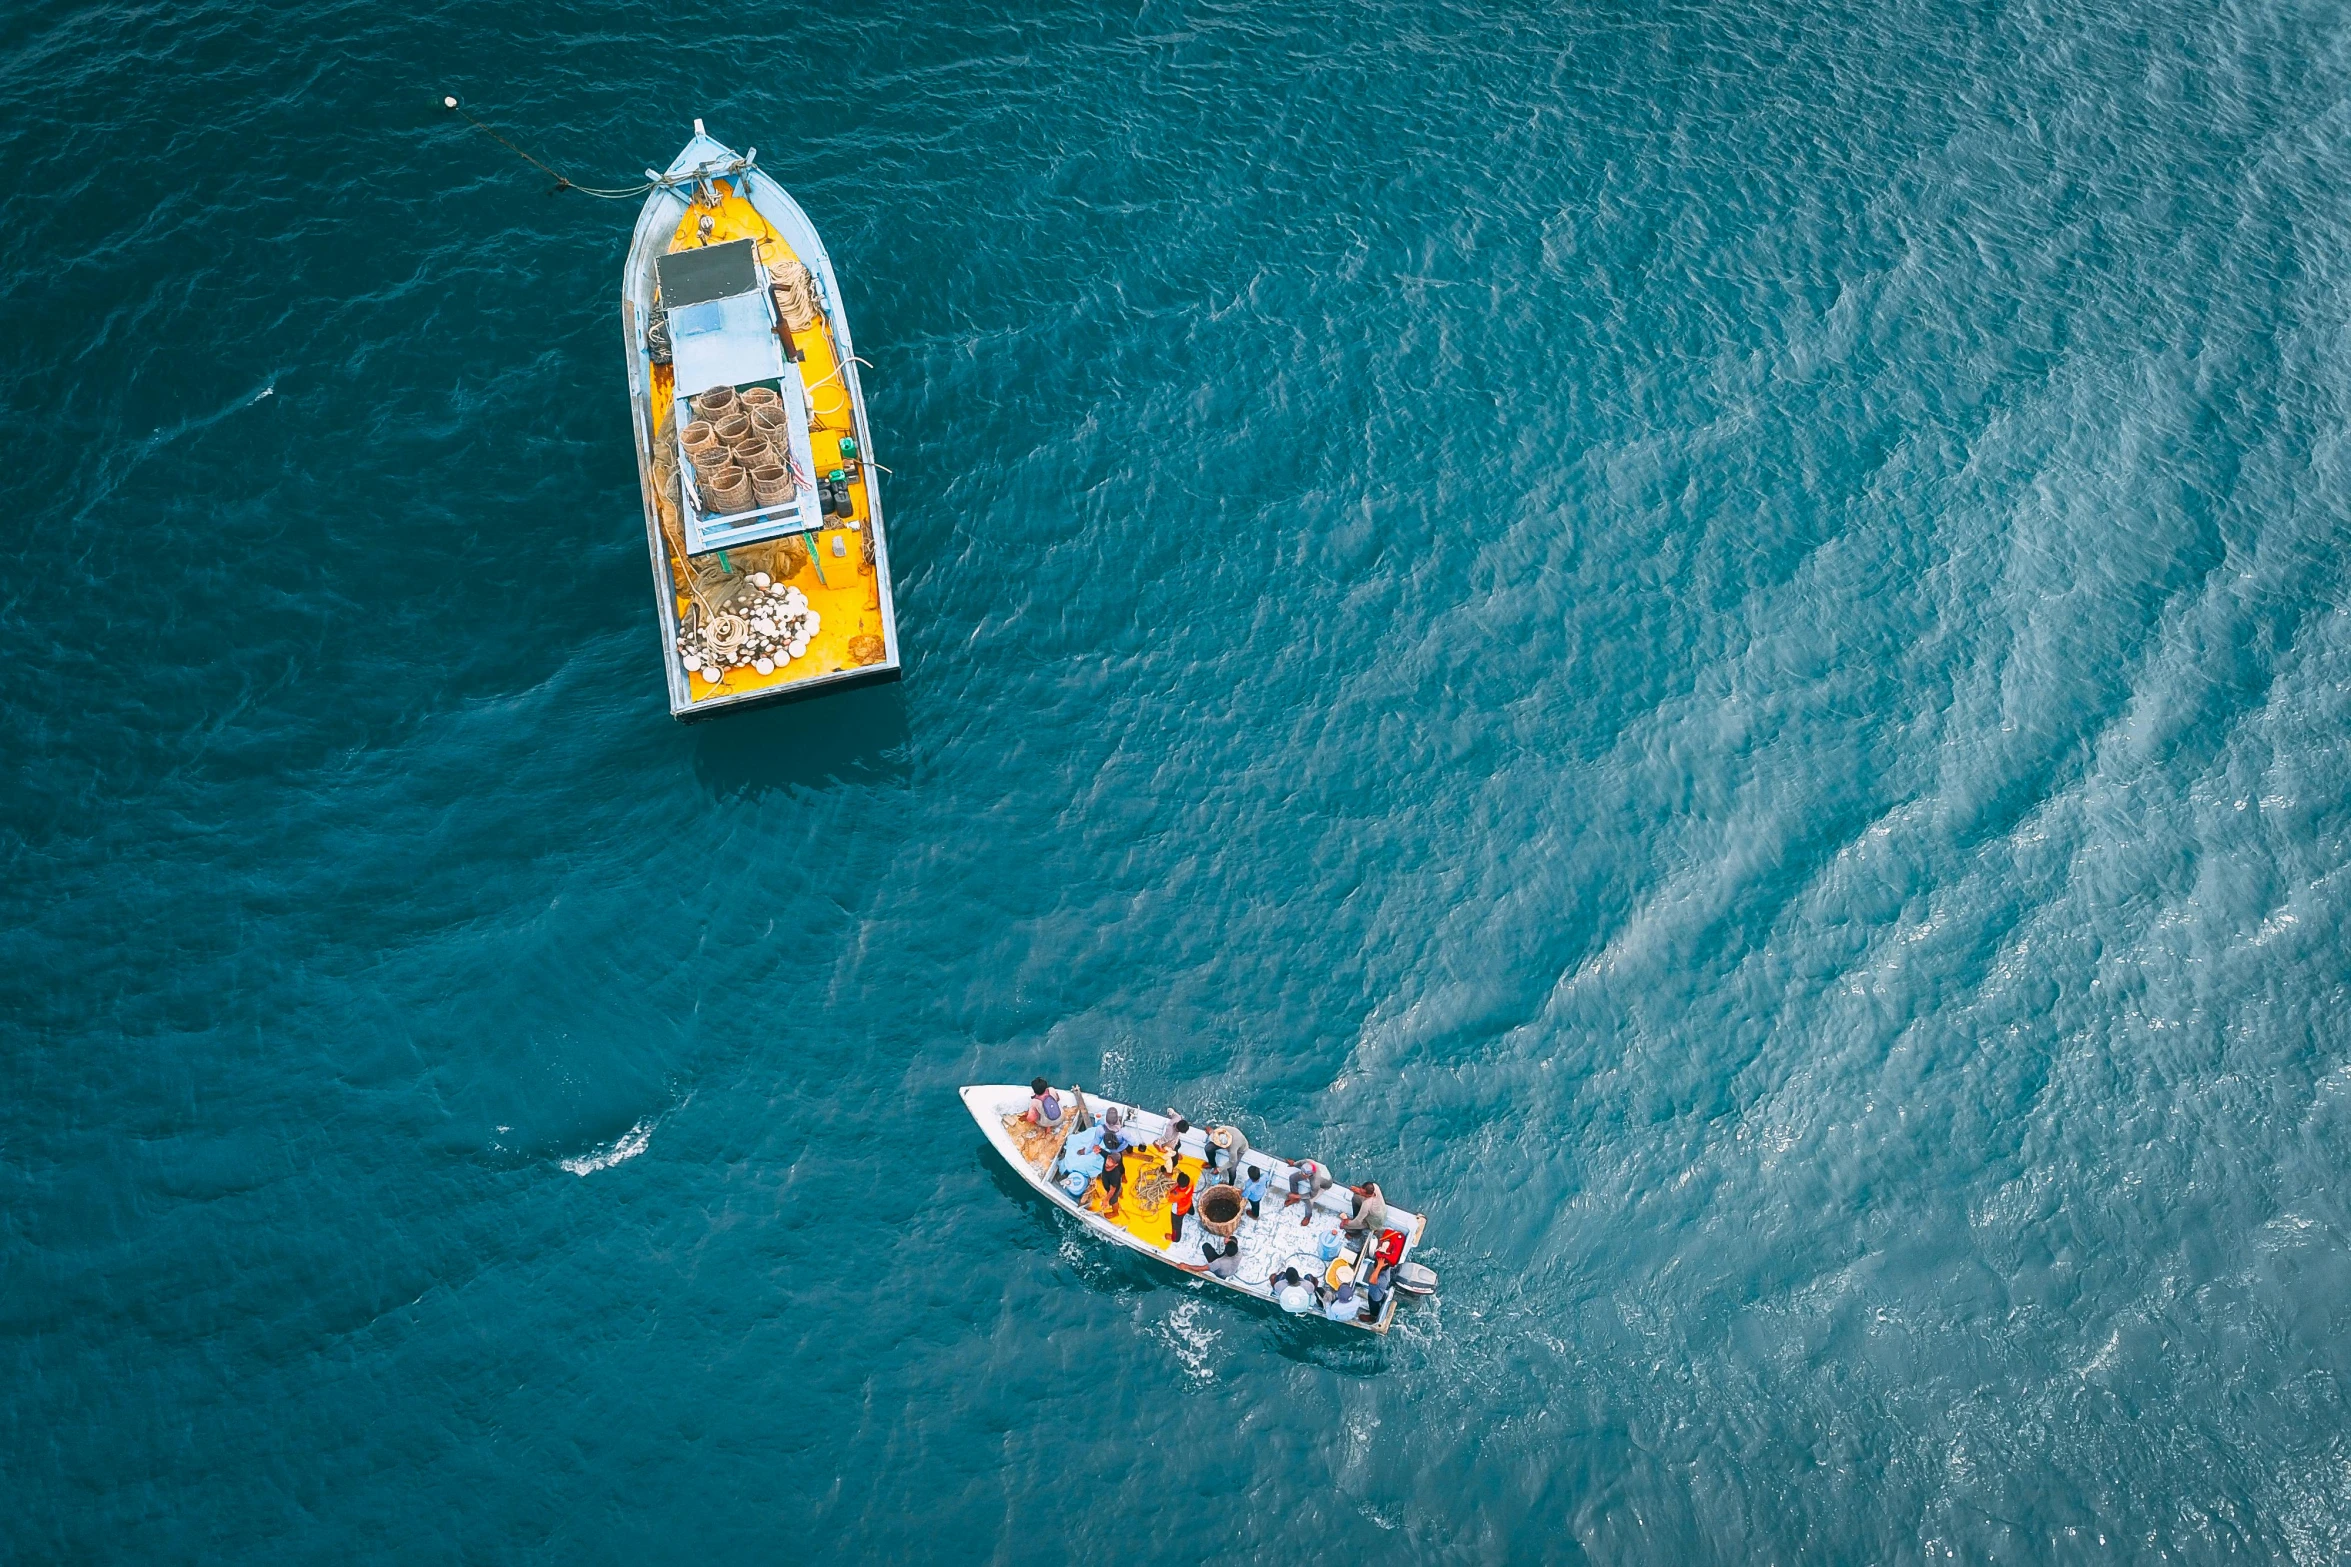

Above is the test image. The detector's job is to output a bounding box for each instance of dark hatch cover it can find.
[657,239,762,309]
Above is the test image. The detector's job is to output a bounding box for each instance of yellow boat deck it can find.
[1084,1147,1210,1250]
[649,181,885,703]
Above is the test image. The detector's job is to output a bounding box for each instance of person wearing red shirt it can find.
[1362,1225,1407,1287]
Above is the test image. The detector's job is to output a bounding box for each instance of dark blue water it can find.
[7,0,2351,1559]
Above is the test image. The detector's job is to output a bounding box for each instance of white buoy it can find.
[754,657,774,675]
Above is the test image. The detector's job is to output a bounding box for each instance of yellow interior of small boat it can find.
[651,180,884,703]
[1086,1148,1209,1251]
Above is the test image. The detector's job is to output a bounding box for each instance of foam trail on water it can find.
[561,1119,653,1176]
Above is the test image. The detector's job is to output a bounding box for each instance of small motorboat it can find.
[961,1084,1434,1333]
[621,121,902,720]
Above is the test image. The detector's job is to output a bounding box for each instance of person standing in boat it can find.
[1154,1111,1188,1172]
[1167,1171,1193,1244]
[1094,1143,1126,1216]
[1241,1165,1270,1221]
[1024,1078,1065,1128]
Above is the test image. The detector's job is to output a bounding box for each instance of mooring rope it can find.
[442,95,656,199]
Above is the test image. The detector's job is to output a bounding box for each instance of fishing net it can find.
[1002,1114,1064,1168]
[769,260,819,331]
[1134,1167,1176,1209]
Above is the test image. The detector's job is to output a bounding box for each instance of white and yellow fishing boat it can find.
[963,1085,1437,1333]
[622,121,900,720]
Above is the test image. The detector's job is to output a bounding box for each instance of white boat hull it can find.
[960,1084,1426,1334]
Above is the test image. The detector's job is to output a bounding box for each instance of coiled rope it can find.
[442,95,655,199]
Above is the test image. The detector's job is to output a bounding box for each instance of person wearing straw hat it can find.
[1204,1124,1249,1186]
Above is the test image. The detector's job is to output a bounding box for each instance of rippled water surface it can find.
[6,0,2351,1559]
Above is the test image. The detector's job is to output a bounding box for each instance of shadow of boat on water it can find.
[686,677,912,800]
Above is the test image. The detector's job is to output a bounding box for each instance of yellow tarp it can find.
[1081,1147,1206,1252]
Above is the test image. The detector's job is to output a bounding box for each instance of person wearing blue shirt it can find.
[1241,1165,1270,1220]
[1055,1122,1105,1196]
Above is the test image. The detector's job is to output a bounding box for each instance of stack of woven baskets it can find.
[680,384,796,516]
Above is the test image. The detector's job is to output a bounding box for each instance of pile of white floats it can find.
[675,571,821,685]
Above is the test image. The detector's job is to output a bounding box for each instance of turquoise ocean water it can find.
[6,0,2351,1559]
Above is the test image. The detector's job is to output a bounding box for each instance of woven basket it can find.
[689,445,732,485]
[681,421,720,462]
[750,465,793,507]
[1196,1185,1246,1238]
[738,385,782,415]
[692,386,738,422]
[704,464,750,513]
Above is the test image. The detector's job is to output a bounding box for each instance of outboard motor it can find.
[1393,1261,1439,1297]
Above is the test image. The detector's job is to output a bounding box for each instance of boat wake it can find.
[1157,1296,1221,1383]
[561,1119,654,1176]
